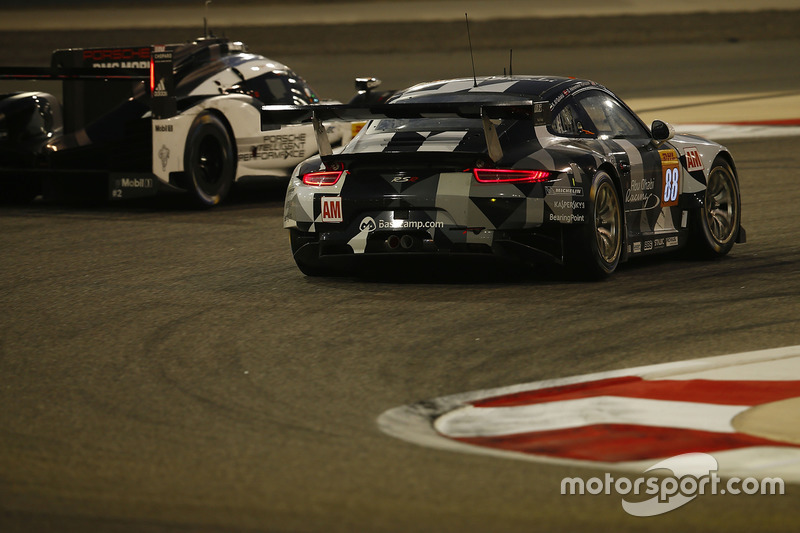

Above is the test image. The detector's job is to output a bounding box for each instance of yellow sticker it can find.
[351,121,367,138]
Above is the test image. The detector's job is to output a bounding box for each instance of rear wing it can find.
[0,45,152,133]
[0,66,147,81]
[260,100,551,162]
[0,42,184,132]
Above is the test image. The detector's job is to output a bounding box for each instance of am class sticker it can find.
[684,147,704,172]
[321,196,343,223]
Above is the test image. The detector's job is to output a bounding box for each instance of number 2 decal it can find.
[659,149,681,207]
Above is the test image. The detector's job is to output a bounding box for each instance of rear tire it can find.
[290,229,330,276]
[690,158,741,257]
[564,171,623,279]
[183,112,235,207]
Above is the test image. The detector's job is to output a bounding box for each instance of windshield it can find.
[230,70,319,105]
[549,89,649,139]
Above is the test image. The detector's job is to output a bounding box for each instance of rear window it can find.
[367,117,480,133]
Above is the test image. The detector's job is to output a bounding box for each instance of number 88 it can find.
[664,168,679,203]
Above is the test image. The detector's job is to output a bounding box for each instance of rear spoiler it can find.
[0,38,239,129]
[0,65,150,133]
[0,45,154,133]
[0,66,148,81]
[0,44,178,124]
[260,100,551,162]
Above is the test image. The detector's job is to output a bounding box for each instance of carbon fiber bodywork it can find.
[284,76,744,274]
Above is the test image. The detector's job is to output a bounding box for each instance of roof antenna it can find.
[203,0,212,38]
[465,13,477,87]
[509,49,513,77]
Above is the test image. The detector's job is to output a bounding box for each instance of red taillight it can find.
[473,168,553,183]
[149,57,155,95]
[302,170,344,186]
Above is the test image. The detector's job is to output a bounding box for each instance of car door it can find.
[569,90,680,251]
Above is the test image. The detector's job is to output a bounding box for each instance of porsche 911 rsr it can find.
[0,37,385,206]
[278,76,745,278]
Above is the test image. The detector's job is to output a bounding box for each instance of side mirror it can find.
[651,120,675,142]
[355,77,382,93]
[349,78,394,105]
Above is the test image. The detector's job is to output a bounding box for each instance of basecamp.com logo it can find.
[561,453,785,517]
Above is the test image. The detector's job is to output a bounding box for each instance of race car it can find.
[279,75,746,278]
[0,36,385,206]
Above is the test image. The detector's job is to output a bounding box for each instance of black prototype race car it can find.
[0,37,389,206]
[281,75,745,279]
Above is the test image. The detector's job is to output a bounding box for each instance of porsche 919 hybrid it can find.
[0,37,385,206]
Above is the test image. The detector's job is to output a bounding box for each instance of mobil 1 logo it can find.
[109,173,157,200]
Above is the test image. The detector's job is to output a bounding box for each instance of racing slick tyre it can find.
[183,112,235,208]
[689,158,741,257]
[564,171,623,280]
[290,229,332,276]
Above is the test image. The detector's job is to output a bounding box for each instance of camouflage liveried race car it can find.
[279,75,746,278]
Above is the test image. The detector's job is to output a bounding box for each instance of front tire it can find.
[183,112,235,207]
[690,158,741,257]
[564,171,623,279]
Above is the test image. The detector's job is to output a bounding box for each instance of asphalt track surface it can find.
[2,9,800,533]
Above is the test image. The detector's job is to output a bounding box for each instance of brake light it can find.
[149,57,155,95]
[473,168,553,183]
[302,170,344,186]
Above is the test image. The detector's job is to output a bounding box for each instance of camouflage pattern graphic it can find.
[284,76,739,267]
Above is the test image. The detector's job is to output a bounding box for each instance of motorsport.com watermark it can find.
[560,453,785,517]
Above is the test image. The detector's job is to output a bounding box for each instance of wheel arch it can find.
[181,108,238,207]
[713,150,738,178]
[595,161,629,260]
[688,150,742,255]
[196,108,238,166]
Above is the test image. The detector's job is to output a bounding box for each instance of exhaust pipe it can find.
[384,234,420,251]
[385,234,401,250]
[400,235,416,250]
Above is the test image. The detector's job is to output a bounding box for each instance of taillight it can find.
[149,57,155,95]
[473,168,553,183]
[302,170,344,186]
